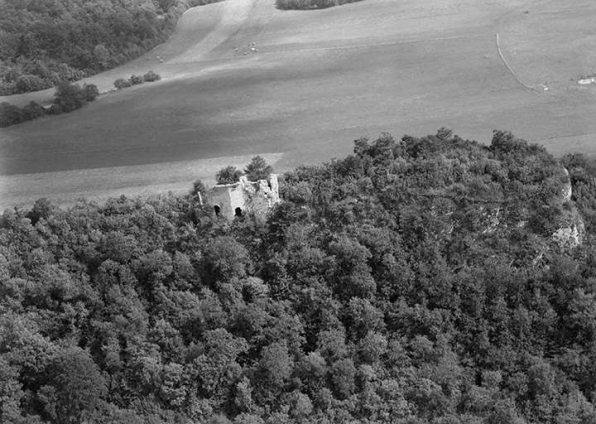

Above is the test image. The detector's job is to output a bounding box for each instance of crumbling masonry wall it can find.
[206,174,279,220]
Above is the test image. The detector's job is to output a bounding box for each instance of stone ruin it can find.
[204,174,280,220]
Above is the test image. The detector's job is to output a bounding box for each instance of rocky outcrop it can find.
[561,168,572,203]
[550,167,583,249]
[481,206,501,234]
[552,223,582,249]
[552,211,585,249]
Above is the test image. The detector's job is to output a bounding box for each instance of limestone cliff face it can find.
[550,167,584,249]
[561,168,573,204]
[441,166,583,250]
[552,221,584,249]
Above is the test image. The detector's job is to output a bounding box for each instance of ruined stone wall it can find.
[205,174,280,219]
[208,184,246,220]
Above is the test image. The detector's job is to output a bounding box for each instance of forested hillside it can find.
[4,130,596,423]
[0,0,220,95]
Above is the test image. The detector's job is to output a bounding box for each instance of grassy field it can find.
[0,153,283,210]
[498,0,596,92]
[1,0,595,208]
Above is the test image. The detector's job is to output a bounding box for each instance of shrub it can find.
[0,102,24,127]
[129,74,143,85]
[216,166,242,185]
[143,70,161,82]
[114,78,132,90]
[114,72,160,91]
[22,101,46,120]
[83,84,100,101]
[190,179,207,198]
[47,104,64,115]
[244,156,273,181]
[53,81,86,112]
[27,198,56,224]
[275,0,363,9]
[0,81,17,96]
[188,0,225,5]
[15,74,47,92]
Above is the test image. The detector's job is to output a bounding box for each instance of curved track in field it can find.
[2,0,596,209]
[496,0,596,94]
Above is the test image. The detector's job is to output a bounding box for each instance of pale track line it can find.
[155,34,474,67]
[529,132,596,142]
[495,33,540,93]
[0,35,478,107]
[273,35,470,54]
[168,0,256,65]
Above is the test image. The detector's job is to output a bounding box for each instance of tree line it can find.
[3,130,596,423]
[0,70,162,127]
[0,0,222,95]
[212,156,275,185]
[0,81,99,127]
[275,0,364,10]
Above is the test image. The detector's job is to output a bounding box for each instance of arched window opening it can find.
[214,205,220,216]
[235,207,243,217]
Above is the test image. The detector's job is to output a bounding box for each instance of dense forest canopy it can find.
[0,0,220,95]
[3,130,596,423]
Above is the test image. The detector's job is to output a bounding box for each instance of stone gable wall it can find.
[206,174,280,219]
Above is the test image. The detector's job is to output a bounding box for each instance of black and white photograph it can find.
[1,0,596,422]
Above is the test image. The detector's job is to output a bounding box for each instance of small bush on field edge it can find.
[114,71,161,90]
[275,0,364,10]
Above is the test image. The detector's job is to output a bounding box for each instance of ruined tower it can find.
[205,174,280,220]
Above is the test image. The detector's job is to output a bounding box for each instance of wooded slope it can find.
[0,0,220,95]
[3,130,596,423]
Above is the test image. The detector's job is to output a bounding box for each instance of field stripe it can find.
[152,34,475,66]
[0,153,284,209]
[168,0,255,65]
[529,132,596,142]
[1,137,254,159]
[274,35,470,54]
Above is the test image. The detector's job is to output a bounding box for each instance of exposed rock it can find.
[551,173,584,248]
[552,217,584,249]
[561,168,572,203]
[481,206,501,234]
